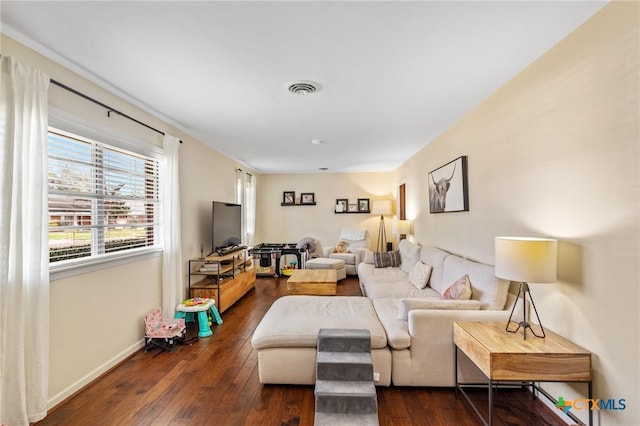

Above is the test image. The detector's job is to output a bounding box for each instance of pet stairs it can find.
[314,328,379,426]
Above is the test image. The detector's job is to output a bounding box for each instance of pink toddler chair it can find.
[144,307,186,355]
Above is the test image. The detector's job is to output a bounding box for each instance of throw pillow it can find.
[441,274,472,300]
[373,251,401,268]
[364,250,375,264]
[398,240,421,274]
[397,298,482,321]
[408,262,433,289]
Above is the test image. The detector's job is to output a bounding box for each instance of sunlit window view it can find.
[48,128,160,263]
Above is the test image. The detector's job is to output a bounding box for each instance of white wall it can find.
[393,3,639,424]
[256,172,396,253]
[1,34,253,408]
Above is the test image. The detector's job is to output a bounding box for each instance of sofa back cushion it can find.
[418,246,449,289]
[439,255,509,310]
[398,240,421,273]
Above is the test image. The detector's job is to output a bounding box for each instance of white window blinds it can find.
[48,127,160,263]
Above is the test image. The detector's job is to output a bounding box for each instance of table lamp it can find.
[391,219,411,241]
[494,237,557,339]
[371,200,392,252]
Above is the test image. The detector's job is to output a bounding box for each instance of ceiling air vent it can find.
[286,81,320,95]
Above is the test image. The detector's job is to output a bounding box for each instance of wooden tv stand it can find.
[188,249,256,314]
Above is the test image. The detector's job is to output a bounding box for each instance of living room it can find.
[1,1,638,425]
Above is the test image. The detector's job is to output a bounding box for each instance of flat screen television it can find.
[211,201,242,254]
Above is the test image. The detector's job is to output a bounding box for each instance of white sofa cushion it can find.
[358,264,441,299]
[251,295,388,350]
[328,252,356,265]
[440,255,510,310]
[408,261,432,289]
[371,298,411,350]
[397,298,482,321]
[418,246,449,289]
[398,240,421,274]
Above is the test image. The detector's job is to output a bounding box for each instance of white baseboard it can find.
[48,339,145,410]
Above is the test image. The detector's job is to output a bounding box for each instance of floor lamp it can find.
[494,237,557,340]
[371,200,392,252]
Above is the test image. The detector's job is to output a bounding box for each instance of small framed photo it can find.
[283,191,295,205]
[336,199,348,213]
[301,193,315,204]
[348,203,358,212]
[357,198,370,212]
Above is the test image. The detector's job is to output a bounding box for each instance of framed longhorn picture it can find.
[428,156,469,213]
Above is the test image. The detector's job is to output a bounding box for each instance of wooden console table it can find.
[453,321,592,426]
[188,249,256,313]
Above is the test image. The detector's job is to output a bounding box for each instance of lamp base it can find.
[505,282,546,339]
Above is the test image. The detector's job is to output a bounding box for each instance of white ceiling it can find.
[1,1,607,174]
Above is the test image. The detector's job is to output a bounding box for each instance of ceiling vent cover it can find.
[286,81,320,95]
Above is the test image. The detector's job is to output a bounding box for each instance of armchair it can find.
[322,228,370,275]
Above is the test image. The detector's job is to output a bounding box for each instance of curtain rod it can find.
[51,78,183,144]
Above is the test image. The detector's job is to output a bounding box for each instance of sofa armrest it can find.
[354,248,369,267]
[398,309,512,387]
[322,247,336,257]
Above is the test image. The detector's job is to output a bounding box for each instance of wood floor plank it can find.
[38,275,568,426]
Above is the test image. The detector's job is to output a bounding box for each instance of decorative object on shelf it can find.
[348,203,358,212]
[494,237,557,340]
[392,219,411,241]
[371,200,392,252]
[357,198,370,212]
[301,193,315,204]
[283,191,295,205]
[428,155,469,214]
[335,199,348,213]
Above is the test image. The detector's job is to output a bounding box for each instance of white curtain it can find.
[245,173,256,247]
[0,57,50,425]
[161,134,183,317]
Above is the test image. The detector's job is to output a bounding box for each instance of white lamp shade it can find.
[371,200,392,215]
[495,237,557,283]
[391,219,411,235]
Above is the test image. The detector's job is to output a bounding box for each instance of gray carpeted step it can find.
[314,412,379,426]
[318,328,371,353]
[316,351,373,381]
[315,379,378,414]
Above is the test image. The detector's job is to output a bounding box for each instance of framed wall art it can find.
[283,191,295,205]
[301,193,315,204]
[428,156,469,213]
[357,198,370,212]
[335,199,348,213]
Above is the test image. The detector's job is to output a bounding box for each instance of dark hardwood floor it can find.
[38,276,567,426]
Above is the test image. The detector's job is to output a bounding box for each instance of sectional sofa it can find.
[251,240,521,387]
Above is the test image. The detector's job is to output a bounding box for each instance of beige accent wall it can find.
[256,172,396,253]
[1,35,252,407]
[394,3,639,424]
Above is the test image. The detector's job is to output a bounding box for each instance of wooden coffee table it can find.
[286,269,337,295]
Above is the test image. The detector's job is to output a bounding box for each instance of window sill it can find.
[50,247,163,281]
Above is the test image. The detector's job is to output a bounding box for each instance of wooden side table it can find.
[453,321,592,426]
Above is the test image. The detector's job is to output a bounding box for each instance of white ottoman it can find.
[306,257,347,281]
[251,296,391,386]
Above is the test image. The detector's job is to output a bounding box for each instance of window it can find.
[48,127,160,264]
[236,168,256,247]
